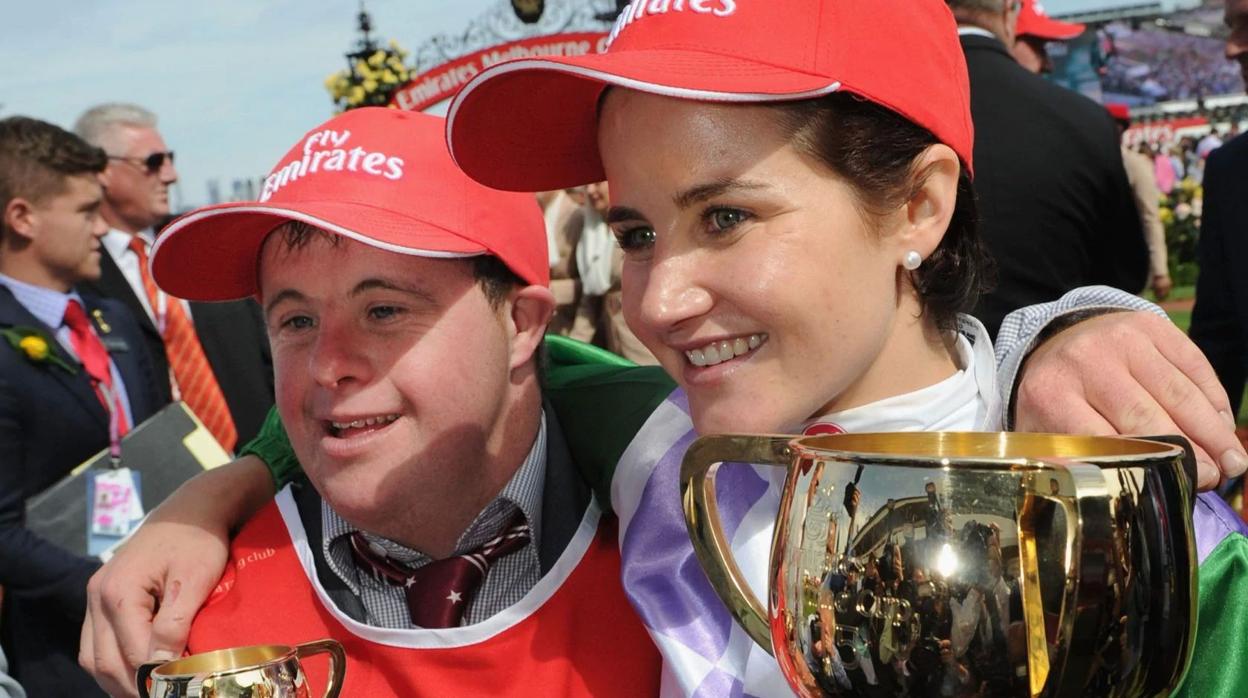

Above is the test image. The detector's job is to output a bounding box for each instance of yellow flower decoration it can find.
[2,325,76,373]
[19,335,48,361]
[325,40,412,112]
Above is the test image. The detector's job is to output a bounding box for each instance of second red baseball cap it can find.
[151,108,548,301]
[1016,0,1085,41]
[445,0,975,192]
[1106,103,1132,123]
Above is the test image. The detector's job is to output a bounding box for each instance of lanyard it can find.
[97,382,123,467]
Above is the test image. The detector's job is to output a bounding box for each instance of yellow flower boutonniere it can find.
[2,326,77,374]
[19,335,48,360]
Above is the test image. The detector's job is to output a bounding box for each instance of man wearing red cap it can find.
[1011,0,1085,74]
[99,108,660,696]
[948,0,1149,337]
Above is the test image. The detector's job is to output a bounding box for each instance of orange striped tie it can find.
[129,237,237,451]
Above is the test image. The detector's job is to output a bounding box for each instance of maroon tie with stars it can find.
[349,513,531,628]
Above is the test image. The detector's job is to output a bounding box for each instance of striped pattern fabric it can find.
[128,237,237,451]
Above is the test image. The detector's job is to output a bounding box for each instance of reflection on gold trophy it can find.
[136,641,345,698]
[681,432,1198,697]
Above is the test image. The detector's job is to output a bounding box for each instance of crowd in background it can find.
[1102,22,1244,100]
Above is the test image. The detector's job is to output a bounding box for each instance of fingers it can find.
[1014,311,1247,490]
[1083,371,1221,489]
[1124,340,1245,488]
[81,568,147,698]
[148,578,199,661]
[1145,312,1234,417]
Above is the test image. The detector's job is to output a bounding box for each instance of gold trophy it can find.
[681,432,1197,697]
[136,641,345,698]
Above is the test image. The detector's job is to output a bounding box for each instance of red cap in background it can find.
[1016,0,1086,41]
[1106,103,1132,124]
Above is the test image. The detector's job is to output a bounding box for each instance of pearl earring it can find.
[902,250,923,271]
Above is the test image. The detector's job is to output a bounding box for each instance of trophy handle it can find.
[681,434,794,654]
[135,661,160,698]
[295,639,347,698]
[1017,462,1118,698]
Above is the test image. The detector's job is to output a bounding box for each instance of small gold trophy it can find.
[137,641,345,698]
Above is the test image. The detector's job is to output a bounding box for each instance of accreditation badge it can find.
[87,467,145,556]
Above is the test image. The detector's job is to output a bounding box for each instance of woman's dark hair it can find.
[771,92,994,331]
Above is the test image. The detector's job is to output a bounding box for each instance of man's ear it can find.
[2,197,38,242]
[894,143,961,264]
[507,284,556,370]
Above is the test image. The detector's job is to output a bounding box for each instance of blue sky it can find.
[2,1,494,209]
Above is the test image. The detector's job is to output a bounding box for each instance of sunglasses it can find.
[108,151,175,174]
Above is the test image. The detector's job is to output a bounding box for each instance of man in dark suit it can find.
[0,116,163,696]
[947,0,1149,337]
[1190,0,1248,416]
[73,104,273,449]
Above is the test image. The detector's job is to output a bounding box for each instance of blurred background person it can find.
[950,0,1149,337]
[566,181,655,365]
[0,116,161,697]
[1190,0,1248,418]
[1109,103,1172,300]
[73,104,273,450]
[538,188,584,335]
[1011,0,1085,75]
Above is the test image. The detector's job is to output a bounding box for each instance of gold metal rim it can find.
[791,432,1182,468]
[149,645,295,676]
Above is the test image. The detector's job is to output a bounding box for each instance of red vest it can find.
[188,491,660,696]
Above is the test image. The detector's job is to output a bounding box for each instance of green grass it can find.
[1168,309,1192,334]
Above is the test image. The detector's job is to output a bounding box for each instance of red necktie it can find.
[128,237,237,451]
[349,513,532,628]
[63,300,129,435]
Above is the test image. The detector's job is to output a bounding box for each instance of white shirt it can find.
[101,229,193,326]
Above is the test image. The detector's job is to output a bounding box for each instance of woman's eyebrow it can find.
[604,178,772,224]
[605,205,647,225]
[673,177,769,209]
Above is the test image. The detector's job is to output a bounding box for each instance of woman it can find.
[443,1,1246,695]
[445,1,999,693]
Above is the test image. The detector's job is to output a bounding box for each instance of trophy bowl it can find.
[681,432,1197,697]
[136,640,345,698]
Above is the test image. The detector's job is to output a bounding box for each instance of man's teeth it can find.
[330,414,399,430]
[685,334,765,367]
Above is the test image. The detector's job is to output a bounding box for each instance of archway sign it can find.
[390,0,620,113]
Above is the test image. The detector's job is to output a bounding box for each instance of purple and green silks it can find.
[1173,492,1248,697]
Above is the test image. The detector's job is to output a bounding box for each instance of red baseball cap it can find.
[151,108,548,302]
[1105,103,1132,123]
[1016,0,1085,41]
[445,0,975,192]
